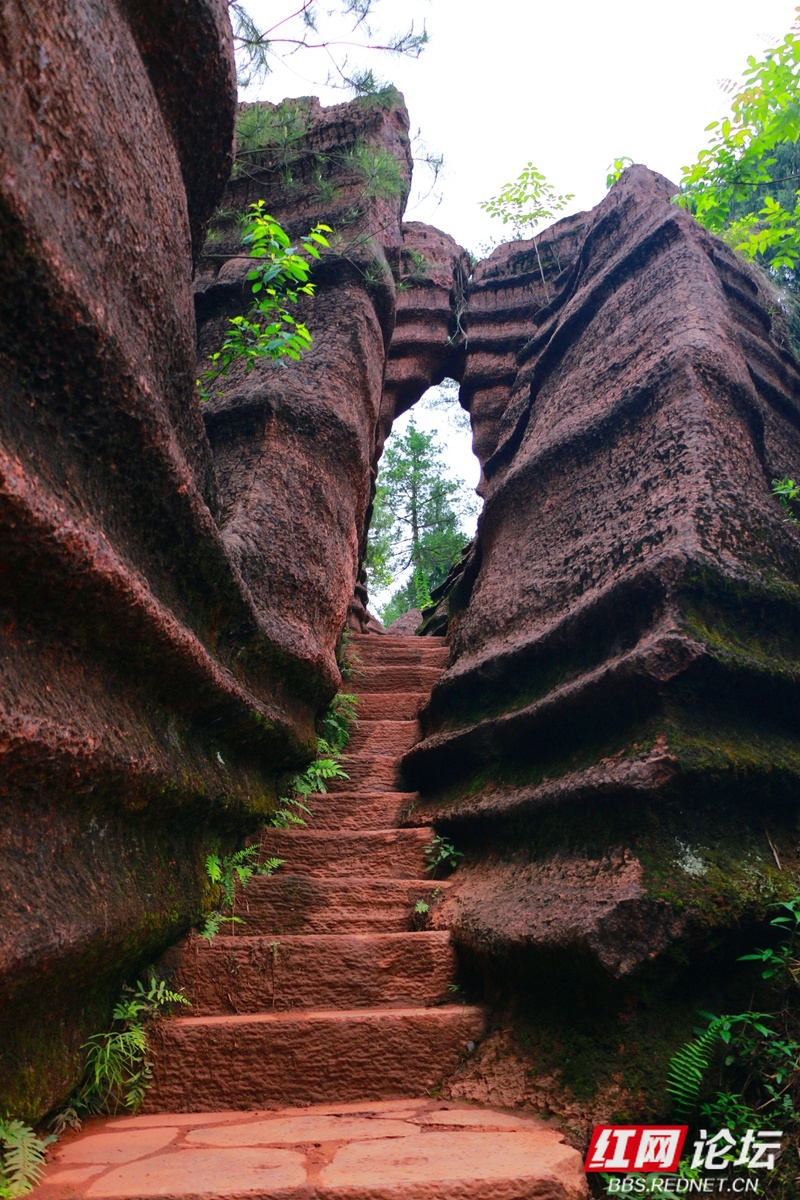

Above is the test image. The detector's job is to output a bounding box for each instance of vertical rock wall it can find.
[4,32,800,1122]
[195,98,471,638]
[404,167,800,986]
[0,1,317,1118]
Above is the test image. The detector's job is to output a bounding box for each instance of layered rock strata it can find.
[0,4,335,1118]
[196,100,472,636]
[404,166,800,979]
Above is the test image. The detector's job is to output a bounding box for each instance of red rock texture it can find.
[144,633,486,1113]
[195,95,416,646]
[460,215,587,490]
[0,1,304,1118]
[404,165,800,978]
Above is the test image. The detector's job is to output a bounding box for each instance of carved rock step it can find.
[327,754,400,792]
[305,790,417,831]
[346,719,421,756]
[350,664,444,694]
[260,828,432,879]
[354,691,430,720]
[37,1100,588,1200]
[163,932,457,1015]
[144,1006,487,1111]
[233,875,450,936]
[348,633,448,666]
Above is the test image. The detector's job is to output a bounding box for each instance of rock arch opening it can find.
[365,379,481,629]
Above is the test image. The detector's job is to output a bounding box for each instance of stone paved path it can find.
[35,635,588,1199]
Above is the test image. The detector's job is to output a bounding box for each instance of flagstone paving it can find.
[37,1100,588,1199]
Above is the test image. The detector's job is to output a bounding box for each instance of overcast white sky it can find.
[245,0,798,249]
[242,0,799,570]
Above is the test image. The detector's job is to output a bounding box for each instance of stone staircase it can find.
[34,634,588,1200]
[144,633,484,1110]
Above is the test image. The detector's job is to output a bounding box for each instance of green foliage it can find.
[229,1,428,92]
[199,202,330,401]
[235,100,312,166]
[424,834,463,877]
[201,846,284,941]
[773,476,800,524]
[272,693,358,827]
[605,156,634,188]
[665,897,800,1143]
[0,1120,51,1198]
[342,141,406,200]
[480,162,573,297]
[667,1014,750,1117]
[66,975,189,1119]
[480,162,574,239]
[366,418,476,624]
[352,79,404,109]
[397,248,429,290]
[337,627,362,682]
[320,692,359,753]
[677,12,800,273]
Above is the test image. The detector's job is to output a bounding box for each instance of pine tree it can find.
[366,418,474,624]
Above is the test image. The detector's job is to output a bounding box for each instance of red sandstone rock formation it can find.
[196,100,471,638]
[196,95,412,648]
[404,165,800,979]
[6,22,799,1125]
[0,1,291,1118]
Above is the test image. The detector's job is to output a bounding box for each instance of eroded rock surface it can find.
[404,166,800,981]
[0,0,245,1117]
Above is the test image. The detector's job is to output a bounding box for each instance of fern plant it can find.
[271,692,357,827]
[667,1015,730,1116]
[68,975,189,1118]
[320,692,359,753]
[0,1120,51,1198]
[667,1011,781,1117]
[200,845,284,941]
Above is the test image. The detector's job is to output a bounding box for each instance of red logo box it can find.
[585,1126,689,1173]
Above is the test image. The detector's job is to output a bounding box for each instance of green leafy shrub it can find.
[664,896,800,1169]
[199,202,331,401]
[425,835,463,877]
[772,476,800,525]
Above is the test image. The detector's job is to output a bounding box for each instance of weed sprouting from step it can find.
[425,835,463,878]
[53,973,190,1131]
[201,846,284,942]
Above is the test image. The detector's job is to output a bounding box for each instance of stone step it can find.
[232,875,450,935]
[163,932,456,1015]
[144,1006,487,1111]
[37,1100,588,1200]
[351,664,444,694]
[327,755,400,793]
[348,634,448,667]
[346,719,420,757]
[354,692,430,721]
[260,829,432,879]
[305,791,416,831]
